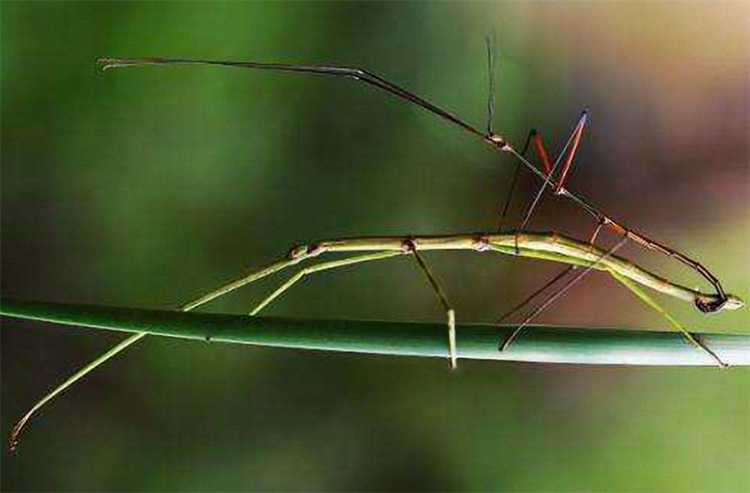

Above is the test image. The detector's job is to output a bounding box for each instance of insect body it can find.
[8,47,744,453]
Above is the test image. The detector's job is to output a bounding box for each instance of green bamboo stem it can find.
[2,298,748,366]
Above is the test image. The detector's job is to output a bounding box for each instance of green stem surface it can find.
[1,298,748,366]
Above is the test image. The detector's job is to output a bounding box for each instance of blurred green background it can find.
[1,1,748,491]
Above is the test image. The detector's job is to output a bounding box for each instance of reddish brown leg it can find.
[554,110,588,194]
[532,130,553,177]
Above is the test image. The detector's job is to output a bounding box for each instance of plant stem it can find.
[2,298,748,366]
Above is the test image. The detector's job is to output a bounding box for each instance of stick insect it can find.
[9,41,744,452]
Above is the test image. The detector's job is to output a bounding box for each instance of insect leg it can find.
[495,265,576,324]
[97,57,489,142]
[554,110,588,194]
[8,248,315,452]
[497,214,607,327]
[608,270,727,368]
[249,251,403,316]
[403,240,458,369]
[8,332,146,453]
[532,130,554,176]
[588,219,607,249]
[497,129,534,234]
[514,110,590,251]
[499,236,628,351]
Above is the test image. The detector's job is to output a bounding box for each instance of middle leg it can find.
[403,240,458,370]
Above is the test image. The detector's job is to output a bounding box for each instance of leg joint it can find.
[472,235,492,252]
[288,243,325,260]
[401,238,417,254]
